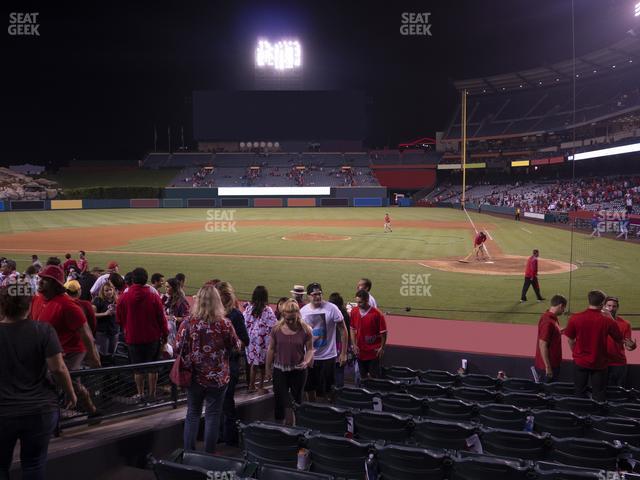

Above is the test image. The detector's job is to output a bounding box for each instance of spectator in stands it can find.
[176,284,239,454]
[31,254,42,272]
[62,253,79,276]
[301,282,347,402]
[92,282,118,356]
[175,273,186,292]
[564,290,623,401]
[77,250,88,273]
[243,286,277,394]
[265,299,314,426]
[0,259,18,287]
[78,267,101,302]
[0,276,76,480]
[590,213,602,238]
[329,292,351,388]
[64,280,97,336]
[290,284,306,309]
[216,281,249,446]
[356,278,378,309]
[150,273,165,293]
[350,289,387,379]
[24,265,38,294]
[605,297,636,387]
[163,278,190,347]
[520,249,544,303]
[45,257,61,267]
[124,272,133,288]
[117,267,167,402]
[90,261,120,297]
[534,295,567,383]
[109,271,125,294]
[274,297,290,321]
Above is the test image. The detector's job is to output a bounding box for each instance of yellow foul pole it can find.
[461,89,467,208]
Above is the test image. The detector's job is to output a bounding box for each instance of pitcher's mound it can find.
[282,233,352,242]
[420,255,577,276]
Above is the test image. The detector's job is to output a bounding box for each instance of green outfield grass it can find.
[1,207,638,325]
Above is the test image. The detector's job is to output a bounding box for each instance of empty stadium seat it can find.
[424,398,477,422]
[257,464,333,480]
[362,378,405,393]
[479,427,551,460]
[501,392,549,409]
[608,402,640,420]
[549,437,623,470]
[376,444,448,480]
[588,416,640,446]
[381,366,420,382]
[543,382,577,397]
[381,392,426,416]
[413,418,477,451]
[449,456,532,480]
[531,410,585,438]
[459,374,497,390]
[533,462,605,479]
[477,404,528,431]
[552,396,606,416]
[501,378,543,394]
[294,403,349,436]
[239,422,307,469]
[152,452,253,480]
[405,382,450,398]
[605,386,634,403]
[450,387,499,404]
[305,433,371,479]
[333,387,377,410]
[152,460,212,480]
[353,410,413,443]
[419,370,458,386]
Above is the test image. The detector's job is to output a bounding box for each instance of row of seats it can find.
[380,367,638,401]
[335,386,640,420]
[238,421,638,479]
[296,401,640,449]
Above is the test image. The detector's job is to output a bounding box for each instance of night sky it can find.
[2,0,636,162]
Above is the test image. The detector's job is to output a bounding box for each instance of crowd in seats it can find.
[0,167,58,201]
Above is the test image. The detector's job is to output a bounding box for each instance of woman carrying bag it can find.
[172,284,239,453]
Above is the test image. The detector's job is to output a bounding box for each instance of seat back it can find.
[449,456,531,480]
[477,403,528,430]
[258,463,333,480]
[381,392,426,416]
[501,392,549,409]
[424,398,477,422]
[501,378,543,394]
[479,427,550,461]
[381,366,420,382]
[543,382,577,397]
[153,460,209,480]
[413,418,477,451]
[459,374,497,389]
[589,416,640,446]
[181,451,248,475]
[294,403,349,436]
[353,410,413,443]
[605,386,633,403]
[550,437,622,470]
[419,370,458,386]
[534,462,605,479]
[553,396,605,416]
[531,409,585,438]
[405,382,449,398]
[362,377,405,393]
[306,433,371,479]
[333,387,376,410]
[607,402,640,420]
[376,444,447,480]
[450,387,498,404]
[239,422,306,469]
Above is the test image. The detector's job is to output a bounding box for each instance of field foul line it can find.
[521,227,533,234]
[0,247,428,265]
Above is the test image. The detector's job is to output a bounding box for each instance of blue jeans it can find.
[0,410,59,480]
[184,381,228,453]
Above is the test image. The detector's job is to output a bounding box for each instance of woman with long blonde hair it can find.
[265,299,314,425]
[174,284,239,453]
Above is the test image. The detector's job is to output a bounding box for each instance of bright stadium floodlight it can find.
[255,38,302,70]
[635,2,640,17]
[568,142,640,161]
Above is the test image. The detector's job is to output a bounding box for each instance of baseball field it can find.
[1,206,638,326]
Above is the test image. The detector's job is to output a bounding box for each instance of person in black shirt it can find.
[92,281,119,356]
[216,281,250,446]
[329,292,352,388]
[0,277,76,479]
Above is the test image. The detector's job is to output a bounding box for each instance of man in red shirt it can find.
[350,289,387,379]
[117,267,168,402]
[521,249,544,303]
[605,296,636,387]
[563,290,623,401]
[384,213,393,233]
[460,231,488,263]
[64,280,97,335]
[534,295,567,382]
[62,253,79,277]
[77,250,88,273]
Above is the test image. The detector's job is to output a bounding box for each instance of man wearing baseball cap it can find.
[300,282,347,402]
[90,261,120,297]
[65,280,97,335]
[290,284,306,309]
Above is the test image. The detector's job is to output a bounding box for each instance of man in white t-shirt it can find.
[356,278,377,309]
[301,282,347,402]
[90,261,121,297]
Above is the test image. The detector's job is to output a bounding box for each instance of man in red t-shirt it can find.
[350,289,387,379]
[384,213,393,233]
[563,290,623,401]
[77,250,89,273]
[534,295,567,382]
[64,280,97,335]
[521,249,544,302]
[604,296,636,387]
[460,231,488,263]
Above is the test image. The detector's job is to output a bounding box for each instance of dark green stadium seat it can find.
[294,403,349,436]
[376,444,448,480]
[413,418,477,451]
[353,410,413,443]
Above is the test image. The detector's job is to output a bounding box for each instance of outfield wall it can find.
[1,186,388,211]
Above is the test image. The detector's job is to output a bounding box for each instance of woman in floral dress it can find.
[243,285,277,394]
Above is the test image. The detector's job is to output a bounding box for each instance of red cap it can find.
[107,261,119,270]
[38,265,65,286]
